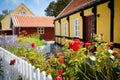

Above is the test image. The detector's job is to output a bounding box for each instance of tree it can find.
[0,9,11,21]
[45,0,71,17]
[45,1,56,16]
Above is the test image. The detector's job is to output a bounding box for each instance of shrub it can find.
[45,34,120,80]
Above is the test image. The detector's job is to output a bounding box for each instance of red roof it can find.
[56,0,94,19]
[11,15,54,27]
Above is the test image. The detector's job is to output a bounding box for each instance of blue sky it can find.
[0,0,56,16]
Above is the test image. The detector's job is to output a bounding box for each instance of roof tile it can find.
[11,15,54,27]
[56,0,94,19]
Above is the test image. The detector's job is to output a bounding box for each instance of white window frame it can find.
[73,18,79,37]
[20,10,26,15]
[58,23,60,35]
[38,27,44,34]
[63,22,67,36]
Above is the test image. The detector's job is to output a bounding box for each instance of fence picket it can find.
[0,47,52,80]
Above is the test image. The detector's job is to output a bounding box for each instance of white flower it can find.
[110,55,115,60]
[90,56,96,61]
[108,49,113,54]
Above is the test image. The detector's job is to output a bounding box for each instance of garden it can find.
[0,30,120,80]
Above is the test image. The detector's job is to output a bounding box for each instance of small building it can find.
[54,0,120,48]
[11,15,54,41]
[1,3,34,30]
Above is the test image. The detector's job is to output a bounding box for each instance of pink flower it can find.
[85,42,91,47]
[112,51,118,56]
[59,58,64,64]
[9,59,16,65]
[57,52,63,55]
[58,70,63,75]
[56,76,62,80]
[31,43,35,48]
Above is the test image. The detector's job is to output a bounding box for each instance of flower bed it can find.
[0,33,120,80]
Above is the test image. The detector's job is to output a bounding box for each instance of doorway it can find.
[85,15,95,42]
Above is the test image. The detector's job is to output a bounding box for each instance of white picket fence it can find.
[0,47,52,80]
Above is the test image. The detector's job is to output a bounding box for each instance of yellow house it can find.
[54,0,120,48]
[1,3,34,30]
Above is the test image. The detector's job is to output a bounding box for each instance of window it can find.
[63,22,67,36]
[19,10,26,15]
[58,23,60,35]
[73,18,79,37]
[38,27,44,34]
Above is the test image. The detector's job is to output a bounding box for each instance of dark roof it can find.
[11,15,54,27]
[55,0,96,20]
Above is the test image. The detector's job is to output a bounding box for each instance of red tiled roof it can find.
[56,0,94,19]
[11,15,54,27]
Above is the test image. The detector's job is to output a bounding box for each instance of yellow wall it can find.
[61,17,68,36]
[54,20,59,35]
[69,12,83,39]
[1,3,34,30]
[97,2,110,42]
[114,0,120,43]
[84,8,93,16]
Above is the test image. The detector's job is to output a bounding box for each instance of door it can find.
[85,15,95,42]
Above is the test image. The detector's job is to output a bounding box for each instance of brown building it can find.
[11,15,54,41]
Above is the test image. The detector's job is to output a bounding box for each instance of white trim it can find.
[73,18,79,37]
[58,23,60,35]
[38,27,44,34]
[63,22,67,36]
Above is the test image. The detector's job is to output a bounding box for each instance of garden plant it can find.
[0,30,120,80]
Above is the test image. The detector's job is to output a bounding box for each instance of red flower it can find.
[72,45,80,51]
[69,39,84,51]
[108,44,113,49]
[69,41,80,51]
[31,43,35,48]
[57,52,63,56]
[59,58,64,64]
[22,30,27,35]
[55,76,62,80]
[74,39,84,46]
[9,59,16,65]
[112,51,119,56]
[85,42,91,47]
[58,70,63,75]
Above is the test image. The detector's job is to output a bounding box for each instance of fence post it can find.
[40,71,46,80]
[46,75,52,80]
[36,68,40,80]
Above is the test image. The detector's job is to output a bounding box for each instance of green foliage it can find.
[0,9,12,21]
[17,33,45,46]
[45,34,120,80]
[45,0,72,17]
[2,34,120,80]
